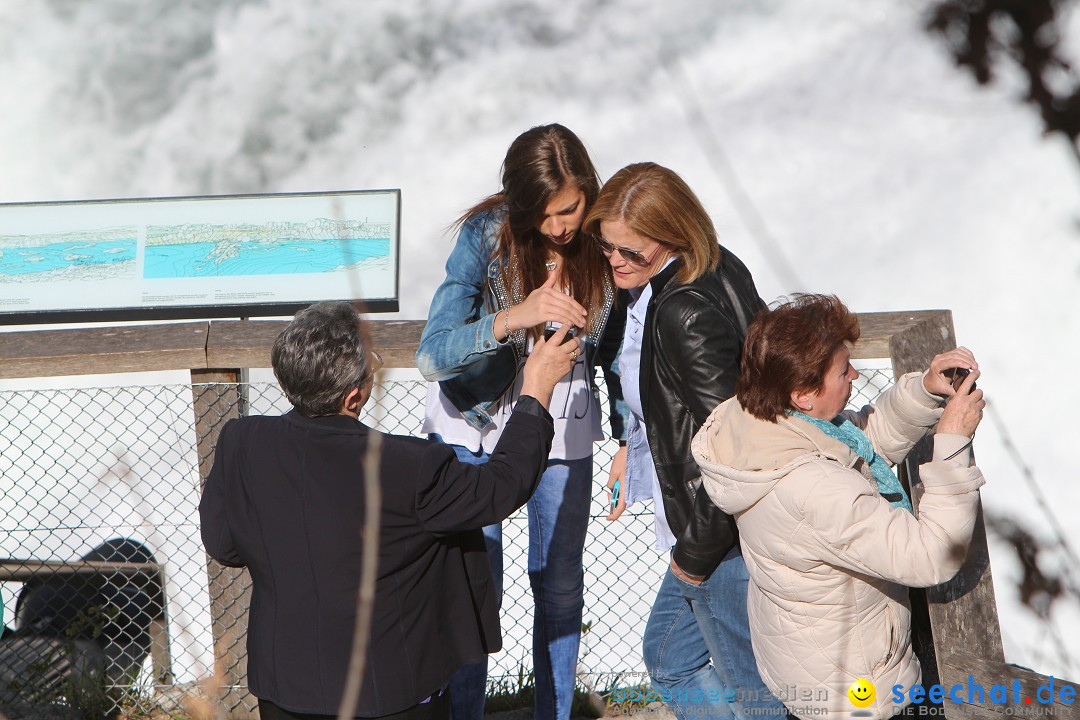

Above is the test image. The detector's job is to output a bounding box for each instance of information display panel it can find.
[0,189,400,323]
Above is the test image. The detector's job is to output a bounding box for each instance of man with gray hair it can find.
[199,301,580,720]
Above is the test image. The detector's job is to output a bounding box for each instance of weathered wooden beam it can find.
[886,309,957,376]
[939,653,1078,719]
[852,309,954,363]
[203,321,285,370]
[205,312,943,368]
[0,322,209,379]
[0,312,945,379]
[367,319,428,369]
[205,319,425,370]
[0,319,427,380]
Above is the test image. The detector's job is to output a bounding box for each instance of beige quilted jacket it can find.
[691,372,985,719]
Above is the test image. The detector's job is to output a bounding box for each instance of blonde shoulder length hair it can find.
[583,162,719,284]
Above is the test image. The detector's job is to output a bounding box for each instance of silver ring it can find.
[570,349,578,359]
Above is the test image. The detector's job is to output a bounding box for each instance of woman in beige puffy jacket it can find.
[690,294,986,720]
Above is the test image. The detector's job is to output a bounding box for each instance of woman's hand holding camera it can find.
[924,347,978,397]
[521,323,582,409]
[936,366,985,438]
[504,272,588,338]
[924,348,984,437]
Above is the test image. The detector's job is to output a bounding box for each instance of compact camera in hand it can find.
[948,367,976,392]
[543,323,579,341]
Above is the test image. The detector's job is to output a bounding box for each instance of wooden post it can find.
[192,368,257,720]
[885,311,1013,715]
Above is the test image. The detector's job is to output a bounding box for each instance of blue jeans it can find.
[643,547,789,720]
[442,440,591,720]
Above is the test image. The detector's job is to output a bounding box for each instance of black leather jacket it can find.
[638,245,765,578]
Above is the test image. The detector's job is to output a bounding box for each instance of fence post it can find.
[887,311,1006,703]
[191,368,258,719]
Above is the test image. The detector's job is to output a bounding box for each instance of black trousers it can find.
[258,693,450,720]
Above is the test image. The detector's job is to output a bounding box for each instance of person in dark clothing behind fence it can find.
[198,301,580,720]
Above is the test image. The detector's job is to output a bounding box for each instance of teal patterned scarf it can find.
[791,411,913,513]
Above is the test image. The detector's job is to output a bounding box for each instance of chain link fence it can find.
[0,366,893,717]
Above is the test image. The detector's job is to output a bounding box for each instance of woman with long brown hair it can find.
[416,124,625,720]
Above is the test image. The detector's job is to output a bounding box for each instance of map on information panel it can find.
[0,190,399,323]
[0,227,138,283]
[143,220,391,279]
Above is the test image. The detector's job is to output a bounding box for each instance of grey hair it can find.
[271,301,373,417]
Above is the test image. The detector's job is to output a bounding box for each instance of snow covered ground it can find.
[1,0,1077,682]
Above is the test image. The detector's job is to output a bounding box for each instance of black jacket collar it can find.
[282,408,369,434]
[639,256,685,410]
[647,256,683,300]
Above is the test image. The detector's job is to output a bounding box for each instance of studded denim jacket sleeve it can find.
[415,210,507,382]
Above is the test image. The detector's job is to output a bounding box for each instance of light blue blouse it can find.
[620,263,677,551]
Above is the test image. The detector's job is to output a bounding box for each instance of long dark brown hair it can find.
[454,124,609,337]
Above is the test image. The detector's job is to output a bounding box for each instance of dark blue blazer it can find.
[199,397,553,717]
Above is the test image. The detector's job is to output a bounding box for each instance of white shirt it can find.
[423,336,600,460]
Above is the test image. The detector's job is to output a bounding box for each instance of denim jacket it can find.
[417,207,627,438]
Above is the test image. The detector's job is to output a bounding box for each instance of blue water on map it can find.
[0,239,136,276]
[143,237,390,278]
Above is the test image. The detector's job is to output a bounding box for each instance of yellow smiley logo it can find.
[847,679,876,708]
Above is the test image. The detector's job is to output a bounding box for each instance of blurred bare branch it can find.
[926,0,1080,160]
[983,511,1065,617]
[982,509,1077,672]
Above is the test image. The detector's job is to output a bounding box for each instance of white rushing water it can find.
[1,0,1078,683]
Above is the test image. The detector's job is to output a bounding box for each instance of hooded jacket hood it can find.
[691,396,861,515]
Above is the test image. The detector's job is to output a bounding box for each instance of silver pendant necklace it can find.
[545,260,557,272]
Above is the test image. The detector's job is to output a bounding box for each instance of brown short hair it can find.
[737,294,860,422]
[583,162,719,284]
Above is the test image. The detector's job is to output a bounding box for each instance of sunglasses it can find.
[595,237,662,267]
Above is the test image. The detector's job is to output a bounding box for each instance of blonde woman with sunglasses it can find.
[583,163,788,720]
